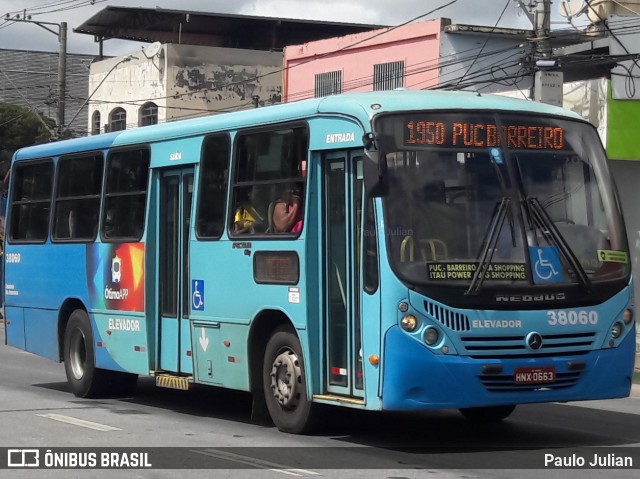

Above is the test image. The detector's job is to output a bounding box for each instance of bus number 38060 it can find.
[547,310,598,326]
[5,253,21,264]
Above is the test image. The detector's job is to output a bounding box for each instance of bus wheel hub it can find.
[270,350,301,409]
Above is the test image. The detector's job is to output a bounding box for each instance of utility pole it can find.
[5,13,68,138]
[532,0,563,106]
[534,0,552,61]
[58,22,67,137]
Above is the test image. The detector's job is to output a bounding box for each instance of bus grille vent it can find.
[461,331,597,358]
[424,301,470,331]
[479,371,583,392]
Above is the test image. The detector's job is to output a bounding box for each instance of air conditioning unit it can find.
[588,0,640,23]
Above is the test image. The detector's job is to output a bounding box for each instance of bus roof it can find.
[13,90,583,161]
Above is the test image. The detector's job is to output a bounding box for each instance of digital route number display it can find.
[404,119,566,150]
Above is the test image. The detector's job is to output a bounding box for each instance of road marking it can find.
[36,413,121,431]
[194,449,321,476]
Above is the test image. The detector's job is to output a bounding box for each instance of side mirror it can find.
[364,150,388,198]
[363,133,388,198]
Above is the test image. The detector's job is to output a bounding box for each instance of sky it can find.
[0,0,587,57]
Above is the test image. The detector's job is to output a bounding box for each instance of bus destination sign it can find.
[404,119,565,150]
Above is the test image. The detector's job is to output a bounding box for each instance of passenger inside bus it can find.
[273,184,303,233]
[233,188,265,234]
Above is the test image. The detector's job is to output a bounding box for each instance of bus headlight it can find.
[400,315,419,332]
[623,309,633,325]
[424,327,440,346]
[611,321,624,339]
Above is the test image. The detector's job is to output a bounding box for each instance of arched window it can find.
[91,111,101,135]
[110,107,127,132]
[139,102,158,127]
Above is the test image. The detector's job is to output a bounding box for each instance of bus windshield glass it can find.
[376,111,629,288]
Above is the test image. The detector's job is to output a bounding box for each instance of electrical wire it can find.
[453,0,511,89]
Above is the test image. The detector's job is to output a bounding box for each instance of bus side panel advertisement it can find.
[86,243,145,312]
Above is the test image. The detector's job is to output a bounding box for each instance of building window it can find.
[373,61,405,91]
[315,71,342,97]
[139,102,158,127]
[91,111,101,135]
[110,107,127,132]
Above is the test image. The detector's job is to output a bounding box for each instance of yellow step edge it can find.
[155,374,191,391]
[312,394,365,405]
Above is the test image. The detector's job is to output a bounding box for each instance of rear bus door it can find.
[157,168,194,374]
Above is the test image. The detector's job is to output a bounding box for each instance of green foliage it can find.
[0,102,55,155]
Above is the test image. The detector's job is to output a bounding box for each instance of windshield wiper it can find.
[526,197,592,293]
[465,197,511,296]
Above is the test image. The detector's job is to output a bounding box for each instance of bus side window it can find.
[196,134,230,239]
[53,154,103,242]
[8,160,54,243]
[102,148,150,242]
[230,125,308,237]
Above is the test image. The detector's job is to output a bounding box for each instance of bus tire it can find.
[459,405,516,422]
[263,327,317,434]
[63,309,109,398]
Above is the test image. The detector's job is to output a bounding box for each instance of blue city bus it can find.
[3,90,635,433]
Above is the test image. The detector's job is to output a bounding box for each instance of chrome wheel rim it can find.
[269,349,302,409]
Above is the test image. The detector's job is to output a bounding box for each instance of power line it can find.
[454,0,512,88]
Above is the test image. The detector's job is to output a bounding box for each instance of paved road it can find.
[1,324,639,478]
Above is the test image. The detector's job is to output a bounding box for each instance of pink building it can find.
[283,19,447,103]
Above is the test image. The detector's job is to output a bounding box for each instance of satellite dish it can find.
[142,41,162,58]
[559,0,587,19]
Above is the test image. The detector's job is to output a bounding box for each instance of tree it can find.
[0,102,55,187]
[0,102,55,155]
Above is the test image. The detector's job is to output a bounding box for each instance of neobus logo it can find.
[495,293,566,303]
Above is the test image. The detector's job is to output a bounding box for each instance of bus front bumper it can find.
[381,325,635,411]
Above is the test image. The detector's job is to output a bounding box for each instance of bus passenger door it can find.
[158,168,194,374]
[323,152,365,398]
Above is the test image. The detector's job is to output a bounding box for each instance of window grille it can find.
[315,71,342,97]
[373,61,405,91]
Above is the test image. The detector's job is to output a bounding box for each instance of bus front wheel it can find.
[459,405,516,422]
[63,309,109,398]
[263,327,317,434]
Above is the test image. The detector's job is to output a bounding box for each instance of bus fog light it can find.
[400,315,418,332]
[623,309,633,325]
[611,321,624,339]
[424,327,439,346]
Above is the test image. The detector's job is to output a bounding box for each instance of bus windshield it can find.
[376,111,629,288]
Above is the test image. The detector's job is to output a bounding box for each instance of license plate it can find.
[514,366,556,384]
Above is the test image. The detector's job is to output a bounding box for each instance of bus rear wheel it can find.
[263,327,317,434]
[459,405,516,422]
[63,309,110,398]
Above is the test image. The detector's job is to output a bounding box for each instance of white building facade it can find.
[86,43,283,134]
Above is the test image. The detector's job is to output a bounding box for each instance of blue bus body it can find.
[3,90,635,433]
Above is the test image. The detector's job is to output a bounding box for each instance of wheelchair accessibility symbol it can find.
[192,280,205,311]
[529,246,563,283]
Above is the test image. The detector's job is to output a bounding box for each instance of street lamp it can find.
[6,14,67,138]
[66,55,137,131]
